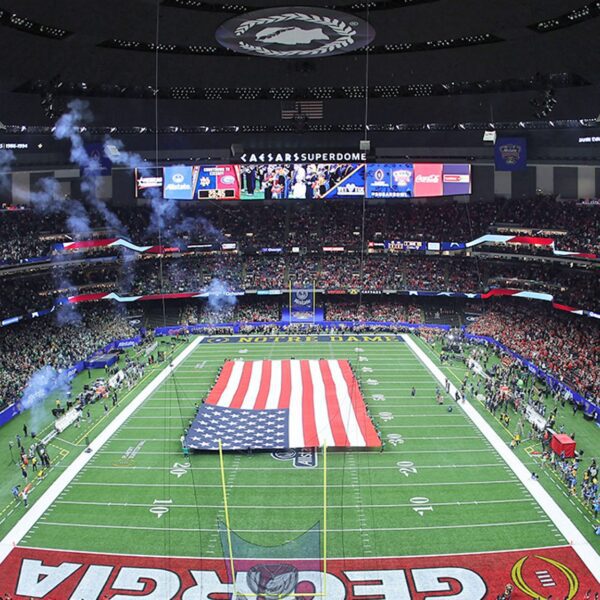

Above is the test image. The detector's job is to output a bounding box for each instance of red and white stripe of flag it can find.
[205,360,381,449]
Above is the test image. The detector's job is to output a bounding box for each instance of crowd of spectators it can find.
[456,334,599,525]
[467,304,600,402]
[1,249,597,318]
[1,196,599,264]
[180,302,279,325]
[326,301,422,323]
[0,305,137,409]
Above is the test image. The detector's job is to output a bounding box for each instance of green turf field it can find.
[3,334,580,561]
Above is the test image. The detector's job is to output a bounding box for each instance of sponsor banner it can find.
[114,336,142,349]
[442,163,472,195]
[291,288,314,312]
[0,306,55,327]
[366,163,471,198]
[163,166,196,200]
[413,163,443,197]
[0,402,21,427]
[196,165,240,200]
[385,240,427,252]
[0,545,595,599]
[272,447,318,468]
[134,167,163,198]
[440,241,467,251]
[366,163,414,198]
[495,137,527,171]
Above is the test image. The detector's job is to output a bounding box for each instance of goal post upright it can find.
[288,280,292,325]
[312,280,316,325]
[218,438,237,595]
[323,442,327,599]
[217,435,328,598]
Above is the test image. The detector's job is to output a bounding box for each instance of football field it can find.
[1,333,599,598]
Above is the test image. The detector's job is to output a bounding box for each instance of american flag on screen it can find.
[185,359,381,451]
[281,101,324,120]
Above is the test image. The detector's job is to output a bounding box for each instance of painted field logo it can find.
[271,447,318,468]
[511,554,579,599]
[247,563,298,598]
[1,546,597,599]
[215,7,375,58]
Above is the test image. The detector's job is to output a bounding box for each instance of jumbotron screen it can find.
[163,165,240,200]
[237,163,365,200]
[134,167,163,198]
[155,162,471,200]
[365,163,472,198]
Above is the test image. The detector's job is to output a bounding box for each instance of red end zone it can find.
[0,545,597,599]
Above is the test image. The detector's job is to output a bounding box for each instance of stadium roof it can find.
[0,0,599,142]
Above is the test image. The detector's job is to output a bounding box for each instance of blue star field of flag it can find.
[185,404,290,451]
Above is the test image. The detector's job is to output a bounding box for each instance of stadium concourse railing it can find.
[1,319,599,428]
[2,285,599,331]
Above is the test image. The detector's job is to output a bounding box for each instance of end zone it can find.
[0,545,596,599]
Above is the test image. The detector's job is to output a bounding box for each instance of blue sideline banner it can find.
[465,333,599,423]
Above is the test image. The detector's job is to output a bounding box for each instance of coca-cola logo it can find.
[415,174,440,184]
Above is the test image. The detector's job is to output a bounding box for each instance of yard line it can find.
[70,462,506,484]
[69,478,518,489]
[79,464,514,474]
[34,519,551,534]
[54,498,531,510]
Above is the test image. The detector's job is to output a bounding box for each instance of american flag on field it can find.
[185,359,381,451]
[281,101,324,120]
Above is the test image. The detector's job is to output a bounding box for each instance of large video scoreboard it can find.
[136,162,471,200]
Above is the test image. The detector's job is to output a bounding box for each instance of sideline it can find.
[401,333,600,584]
[0,335,204,566]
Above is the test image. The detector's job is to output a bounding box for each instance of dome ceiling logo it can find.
[215,7,375,58]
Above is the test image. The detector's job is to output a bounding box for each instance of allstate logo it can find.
[294,289,311,306]
[215,7,375,58]
[271,448,318,468]
[172,173,185,184]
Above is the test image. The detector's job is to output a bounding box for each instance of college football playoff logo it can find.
[216,7,375,58]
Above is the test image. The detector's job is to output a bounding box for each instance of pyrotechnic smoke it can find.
[103,137,222,244]
[55,100,126,235]
[206,278,237,314]
[30,177,91,237]
[0,148,15,194]
[20,366,72,434]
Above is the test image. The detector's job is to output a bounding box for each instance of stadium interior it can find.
[0,1,599,598]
